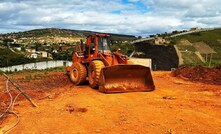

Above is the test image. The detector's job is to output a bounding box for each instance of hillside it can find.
[171,28,221,66]
[0,28,137,67]
[0,28,137,42]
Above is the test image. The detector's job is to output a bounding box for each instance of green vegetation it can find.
[176,45,197,52]
[24,74,33,80]
[0,47,52,67]
[52,47,74,61]
[0,70,3,74]
[12,28,84,38]
[0,28,137,67]
[1,28,221,68]
[0,48,33,67]
[4,66,65,75]
[111,42,134,56]
[110,34,136,41]
[1,28,136,41]
[181,52,203,65]
[172,28,221,66]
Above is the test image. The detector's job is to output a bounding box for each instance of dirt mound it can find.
[133,42,179,70]
[172,66,221,85]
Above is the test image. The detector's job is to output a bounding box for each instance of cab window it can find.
[90,37,95,54]
[98,37,111,52]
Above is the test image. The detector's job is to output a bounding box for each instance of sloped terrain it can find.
[173,28,221,66]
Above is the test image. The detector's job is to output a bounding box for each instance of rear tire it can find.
[88,60,105,89]
[70,62,87,85]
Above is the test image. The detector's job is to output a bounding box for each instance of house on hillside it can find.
[154,37,169,45]
[36,51,52,59]
[52,50,58,53]
[30,53,38,59]
[40,51,48,58]
[190,27,199,31]
[26,48,36,53]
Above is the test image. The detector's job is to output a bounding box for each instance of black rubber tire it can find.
[88,60,105,89]
[69,62,87,85]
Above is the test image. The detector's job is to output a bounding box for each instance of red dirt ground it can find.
[0,70,221,134]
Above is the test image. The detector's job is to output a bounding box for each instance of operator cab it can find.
[98,36,111,53]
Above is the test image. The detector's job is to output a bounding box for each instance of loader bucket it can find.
[98,65,155,93]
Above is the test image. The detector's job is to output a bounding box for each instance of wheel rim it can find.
[73,68,78,78]
[71,68,78,82]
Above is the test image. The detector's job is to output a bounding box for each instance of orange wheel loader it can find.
[66,34,155,93]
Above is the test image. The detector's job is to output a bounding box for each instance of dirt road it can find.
[0,71,221,134]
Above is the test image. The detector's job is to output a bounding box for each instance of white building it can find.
[26,48,36,53]
[30,53,37,59]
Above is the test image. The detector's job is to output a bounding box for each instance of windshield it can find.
[98,37,111,52]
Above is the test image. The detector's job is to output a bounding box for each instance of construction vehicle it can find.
[66,34,155,93]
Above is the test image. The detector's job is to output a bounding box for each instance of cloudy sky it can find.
[0,0,221,36]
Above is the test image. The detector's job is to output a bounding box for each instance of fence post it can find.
[46,61,48,69]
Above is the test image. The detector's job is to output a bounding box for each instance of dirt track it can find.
[0,71,221,134]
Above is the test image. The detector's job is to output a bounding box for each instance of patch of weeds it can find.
[2,66,65,75]
[0,70,3,74]
[44,66,65,72]
[24,74,33,80]
[44,71,49,75]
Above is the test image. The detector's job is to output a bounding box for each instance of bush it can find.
[111,42,134,56]
[52,51,72,60]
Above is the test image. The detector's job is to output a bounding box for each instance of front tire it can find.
[88,60,105,89]
[69,62,87,85]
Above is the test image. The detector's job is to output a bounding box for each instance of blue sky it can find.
[0,0,221,36]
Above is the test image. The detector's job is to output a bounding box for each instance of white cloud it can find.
[0,0,220,36]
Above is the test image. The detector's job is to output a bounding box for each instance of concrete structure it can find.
[0,60,71,72]
[130,58,152,70]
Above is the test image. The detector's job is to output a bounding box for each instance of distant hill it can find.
[0,28,137,67]
[0,28,137,41]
